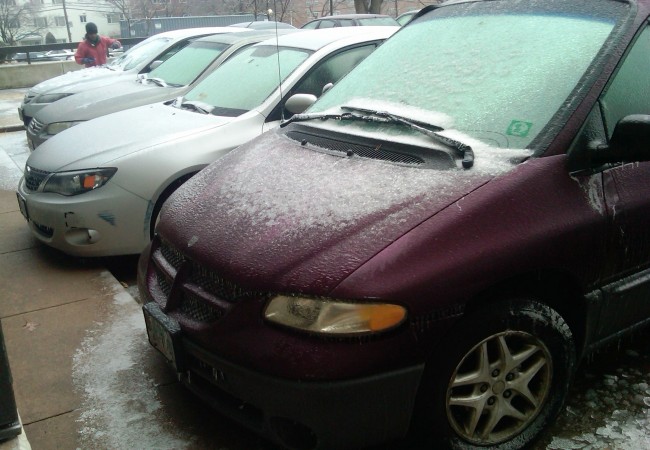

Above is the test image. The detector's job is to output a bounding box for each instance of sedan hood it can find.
[159,129,523,294]
[35,79,177,123]
[30,67,119,94]
[28,103,232,171]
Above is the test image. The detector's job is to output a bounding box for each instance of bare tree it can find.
[0,0,43,45]
[354,0,384,14]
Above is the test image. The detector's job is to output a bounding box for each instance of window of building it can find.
[80,14,87,23]
[34,17,47,27]
[107,14,122,24]
[54,16,66,26]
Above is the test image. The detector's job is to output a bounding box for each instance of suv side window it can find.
[600,25,650,138]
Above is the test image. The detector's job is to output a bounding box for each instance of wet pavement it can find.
[1,96,650,449]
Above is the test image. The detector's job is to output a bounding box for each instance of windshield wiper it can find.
[282,106,474,169]
[145,77,168,87]
[180,100,213,115]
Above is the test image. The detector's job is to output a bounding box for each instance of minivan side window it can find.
[600,25,650,139]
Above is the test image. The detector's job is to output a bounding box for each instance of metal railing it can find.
[0,38,147,64]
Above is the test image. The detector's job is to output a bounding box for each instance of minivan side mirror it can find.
[285,93,318,115]
[570,114,650,174]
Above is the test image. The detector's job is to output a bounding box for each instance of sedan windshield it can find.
[183,45,312,114]
[146,41,228,86]
[309,0,626,150]
[108,37,173,71]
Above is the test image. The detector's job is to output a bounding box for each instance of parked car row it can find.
[18,27,251,127]
[16,1,650,449]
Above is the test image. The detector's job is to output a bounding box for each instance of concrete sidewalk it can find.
[0,89,26,133]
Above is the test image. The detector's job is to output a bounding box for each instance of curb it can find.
[0,126,24,133]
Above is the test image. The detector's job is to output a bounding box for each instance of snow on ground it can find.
[72,271,193,449]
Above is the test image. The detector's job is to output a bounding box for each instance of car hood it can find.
[30,67,120,94]
[35,79,181,123]
[158,129,524,294]
[28,103,232,171]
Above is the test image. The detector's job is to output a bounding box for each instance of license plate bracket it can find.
[143,302,184,372]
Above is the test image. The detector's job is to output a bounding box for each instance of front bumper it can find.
[16,177,151,257]
[143,301,423,450]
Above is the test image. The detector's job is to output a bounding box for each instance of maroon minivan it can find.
[138,1,650,449]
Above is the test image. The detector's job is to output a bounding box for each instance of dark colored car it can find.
[139,0,650,449]
[301,13,400,29]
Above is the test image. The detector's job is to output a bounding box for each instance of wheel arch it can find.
[462,269,590,358]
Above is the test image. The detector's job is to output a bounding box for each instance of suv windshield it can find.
[183,45,312,115]
[309,0,626,150]
[147,41,228,86]
[108,36,173,71]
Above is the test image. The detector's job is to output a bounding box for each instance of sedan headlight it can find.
[42,168,117,196]
[46,121,84,136]
[264,295,407,335]
[34,93,73,104]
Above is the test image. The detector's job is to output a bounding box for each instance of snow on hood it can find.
[30,67,119,94]
[35,79,168,123]
[27,103,231,172]
[159,128,528,293]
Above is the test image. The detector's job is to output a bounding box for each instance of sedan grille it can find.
[28,117,45,134]
[24,166,50,192]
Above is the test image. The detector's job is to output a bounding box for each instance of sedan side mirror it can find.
[285,93,318,115]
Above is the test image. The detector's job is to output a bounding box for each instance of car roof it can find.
[229,21,296,29]
[193,29,296,45]
[311,13,394,20]
[256,26,397,51]
[146,26,249,40]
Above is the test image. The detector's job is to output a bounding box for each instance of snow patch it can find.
[72,272,192,449]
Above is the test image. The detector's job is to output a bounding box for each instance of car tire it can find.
[415,299,576,450]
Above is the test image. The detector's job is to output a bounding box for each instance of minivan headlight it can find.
[46,121,84,136]
[264,295,407,335]
[34,92,73,104]
[42,168,117,196]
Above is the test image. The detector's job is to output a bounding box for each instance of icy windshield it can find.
[147,41,228,86]
[309,1,624,150]
[183,45,311,113]
[107,36,173,71]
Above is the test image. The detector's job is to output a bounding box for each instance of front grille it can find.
[160,241,185,270]
[33,221,54,237]
[24,166,50,192]
[189,263,253,302]
[28,117,45,134]
[287,130,425,166]
[180,291,222,323]
[153,239,265,324]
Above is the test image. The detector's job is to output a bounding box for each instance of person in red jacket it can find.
[74,22,121,68]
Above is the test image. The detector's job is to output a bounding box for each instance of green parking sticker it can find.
[506,120,533,137]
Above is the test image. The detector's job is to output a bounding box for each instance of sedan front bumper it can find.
[17,177,151,257]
